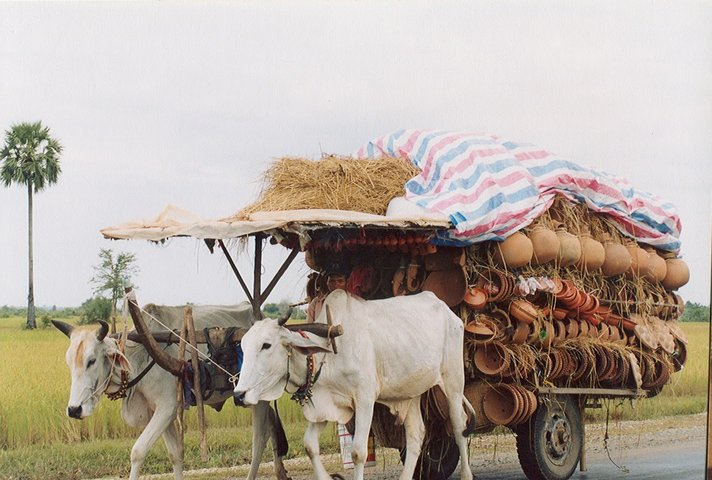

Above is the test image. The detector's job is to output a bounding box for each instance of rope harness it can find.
[286,331,326,406]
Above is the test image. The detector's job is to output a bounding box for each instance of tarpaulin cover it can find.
[356,129,681,251]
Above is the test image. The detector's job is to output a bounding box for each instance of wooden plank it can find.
[118,322,343,345]
[536,387,644,397]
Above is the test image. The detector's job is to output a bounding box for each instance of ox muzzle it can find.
[233,390,248,407]
[67,405,83,419]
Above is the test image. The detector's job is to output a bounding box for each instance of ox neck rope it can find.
[105,358,157,401]
[103,338,161,401]
[285,331,325,406]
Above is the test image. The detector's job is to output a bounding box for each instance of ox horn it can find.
[277,308,293,326]
[96,320,110,342]
[124,288,184,377]
[51,319,75,338]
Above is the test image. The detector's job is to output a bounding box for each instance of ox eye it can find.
[261,343,271,350]
[87,358,96,368]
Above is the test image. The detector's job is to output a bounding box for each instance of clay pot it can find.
[509,299,540,324]
[565,320,580,339]
[644,248,667,283]
[601,240,632,277]
[529,225,560,265]
[625,242,651,279]
[510,320,530,344]
[672,340,688,372]
[555,227,582,267]
[634,323,658,350]
[464,287,488,310]
[421,266,467,307]
[576,233,605,271]
[492,232,534,269]
[464,320,496,344]
[475,269,515,303]
[473,342,510,376]
[464,382,494,430]
[482,384,519,426]
[662,258,690,290]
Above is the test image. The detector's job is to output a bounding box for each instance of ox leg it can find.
[303,421,330,480]
[161,420,184,480]
[445,389,473,480]
[247,402,289,480]
[129,406,178,480]
[399,399,424,480]
[351,403,375,480]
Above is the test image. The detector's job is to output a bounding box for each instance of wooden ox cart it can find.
[102,202,687,480]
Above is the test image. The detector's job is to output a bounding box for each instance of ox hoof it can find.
[330,475,346,480]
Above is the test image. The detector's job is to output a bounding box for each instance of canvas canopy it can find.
[100,204,451,243]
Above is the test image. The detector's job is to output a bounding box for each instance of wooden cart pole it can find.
[185,306,209,461]
[175,319,188,438]
[252,233,265,320]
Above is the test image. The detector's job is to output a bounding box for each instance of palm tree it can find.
[1,122,62,329]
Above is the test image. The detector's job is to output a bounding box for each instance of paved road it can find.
[455,434,706,480]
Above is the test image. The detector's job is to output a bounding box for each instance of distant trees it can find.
[680,302,710,322]
[262,301,306,320]
[1,121,63,329]
[90,248,139,331]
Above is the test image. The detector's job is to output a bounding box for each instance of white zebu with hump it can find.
[53,303,288,480]
[233,290,474,480]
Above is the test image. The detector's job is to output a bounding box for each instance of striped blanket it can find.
[355,130,681,251]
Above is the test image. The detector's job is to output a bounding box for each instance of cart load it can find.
[239,130,688,434]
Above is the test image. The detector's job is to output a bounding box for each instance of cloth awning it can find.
[100,204,452,242]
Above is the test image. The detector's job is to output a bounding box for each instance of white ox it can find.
[53,303,288,480]
[233,290,474,480]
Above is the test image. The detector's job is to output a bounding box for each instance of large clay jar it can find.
[529,225,560,265]
[576,233,605,271]
[625,241,651,280]
[600,238,632,277]
[492,232,533,269]
[662,257,690,290]
[555,227,581,267]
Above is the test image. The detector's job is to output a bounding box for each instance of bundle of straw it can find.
[229,156,420,220]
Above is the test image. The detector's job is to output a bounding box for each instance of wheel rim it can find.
[544,412,572,466]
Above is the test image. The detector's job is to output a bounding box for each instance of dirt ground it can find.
[120,412,705,480]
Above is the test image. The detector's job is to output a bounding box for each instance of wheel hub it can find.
[545,413,571,465]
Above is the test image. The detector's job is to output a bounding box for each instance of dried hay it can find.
[229,156,420,220]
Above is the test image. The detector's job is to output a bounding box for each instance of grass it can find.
[0,317,707,479]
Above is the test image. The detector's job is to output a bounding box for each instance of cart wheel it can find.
[515,395,582,480]
[399,434,460,480]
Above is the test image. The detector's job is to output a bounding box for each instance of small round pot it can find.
[509,299,540,324]
[464,287,488,310]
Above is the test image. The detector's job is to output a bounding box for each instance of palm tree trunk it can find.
[27,183,35,329]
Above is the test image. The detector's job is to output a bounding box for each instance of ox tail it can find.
[462,397,477,437]
[272,401,289,457]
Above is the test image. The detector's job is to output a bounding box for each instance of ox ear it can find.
[106,341,133,372]
[52,320,75,338]
[284,330,332,356]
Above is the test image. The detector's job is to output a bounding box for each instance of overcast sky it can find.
[1,1,710,309]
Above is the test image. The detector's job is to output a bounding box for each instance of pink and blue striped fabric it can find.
[355,130,681,251]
